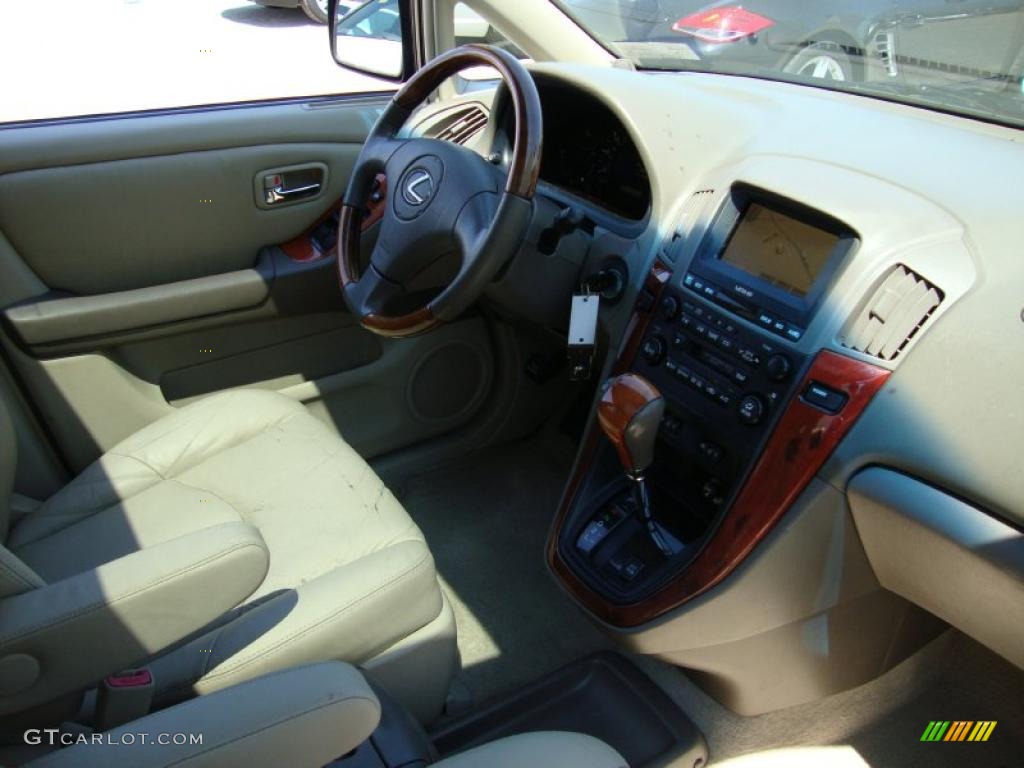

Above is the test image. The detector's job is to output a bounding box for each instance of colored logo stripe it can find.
[920,721,996,742]
[969,722,997,742]
[944,721,973,741]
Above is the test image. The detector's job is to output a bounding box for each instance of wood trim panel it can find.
[613,263,671,375]
[549,268,890,626]
[280,210,333,263]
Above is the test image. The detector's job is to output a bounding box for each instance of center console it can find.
[549,184,887,625]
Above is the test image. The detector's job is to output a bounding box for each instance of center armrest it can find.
[0,521,269,715]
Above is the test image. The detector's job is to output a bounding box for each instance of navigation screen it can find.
[719,203,838,298]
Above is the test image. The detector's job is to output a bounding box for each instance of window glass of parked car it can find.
[556,0,1024,128]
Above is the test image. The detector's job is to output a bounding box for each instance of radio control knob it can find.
[738,394,766,425]
[765,353,792,381]
[641,335,667,366]
[660,296,680,321]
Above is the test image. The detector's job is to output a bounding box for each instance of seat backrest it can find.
[1,394,14,541]
[0,397,45,598]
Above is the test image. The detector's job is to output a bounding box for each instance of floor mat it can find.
[392,437,1022,767]
[636,630,1024,768]
[393,437,613,705]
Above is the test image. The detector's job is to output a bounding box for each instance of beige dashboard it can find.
[500,62,1024,706]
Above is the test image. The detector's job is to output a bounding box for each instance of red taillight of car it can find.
[672,7,775,43]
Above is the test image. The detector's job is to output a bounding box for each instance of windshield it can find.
[554,0,1024,128]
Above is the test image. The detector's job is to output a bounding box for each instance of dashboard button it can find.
[765,353,792,381]
[661,296,680,320]
[698,441,723,464]
[802,382,848,413]
[641,336,667,365]
[701,479,724,507]
[738,395,766,425]
[737,347,762,366]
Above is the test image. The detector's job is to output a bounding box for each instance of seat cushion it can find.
[9,390,447,704]
[433,733,629,768]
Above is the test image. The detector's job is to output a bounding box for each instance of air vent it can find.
[662,189,714,264]
[839,265,943,361]
[872,31,898,77]
[433,105,488,146]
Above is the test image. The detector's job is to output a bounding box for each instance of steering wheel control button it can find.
[394,155,444,220]
[802,382,848,414]
[738,394,766,425]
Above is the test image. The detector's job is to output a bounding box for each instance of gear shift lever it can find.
[597,373,673,556]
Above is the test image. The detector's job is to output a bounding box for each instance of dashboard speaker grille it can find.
[839,264,943,361]
[432,105,488,146]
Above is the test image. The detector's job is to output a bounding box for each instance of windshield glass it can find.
[554,0,1024,128]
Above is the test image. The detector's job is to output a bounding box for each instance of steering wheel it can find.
[338,45,543,338]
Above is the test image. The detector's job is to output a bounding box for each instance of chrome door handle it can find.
[264,181,322,205]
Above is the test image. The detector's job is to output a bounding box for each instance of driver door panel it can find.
[0,98,496,475]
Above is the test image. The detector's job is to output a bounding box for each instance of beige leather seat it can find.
[0,390,457,723]
[25,662,629,768]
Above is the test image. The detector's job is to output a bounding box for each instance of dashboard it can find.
[507,61,1024,701]
[493,76,651,221]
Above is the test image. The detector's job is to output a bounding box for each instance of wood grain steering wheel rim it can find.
[338,44,543,338]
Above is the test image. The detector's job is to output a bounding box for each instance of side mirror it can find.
[329,0,406,81]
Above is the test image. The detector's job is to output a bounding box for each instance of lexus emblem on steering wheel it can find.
[402,168,434,206]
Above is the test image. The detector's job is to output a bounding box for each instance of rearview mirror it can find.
[329,0,406,81]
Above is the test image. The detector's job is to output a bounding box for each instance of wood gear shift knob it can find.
[597,373,665,476]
